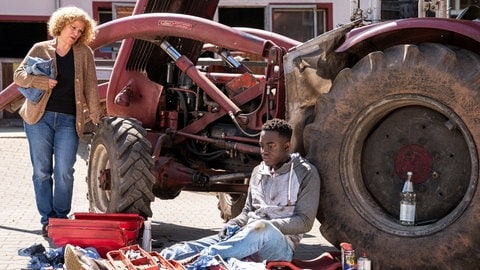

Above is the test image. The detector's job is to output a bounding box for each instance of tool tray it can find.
[107,244,180,270]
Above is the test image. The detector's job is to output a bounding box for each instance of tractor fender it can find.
[336,18,480,54]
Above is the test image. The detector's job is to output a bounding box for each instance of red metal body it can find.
[89,13,289,130]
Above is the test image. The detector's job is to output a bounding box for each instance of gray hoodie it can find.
[230,153,321,250]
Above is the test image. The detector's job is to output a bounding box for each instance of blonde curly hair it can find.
[48,6,97,45]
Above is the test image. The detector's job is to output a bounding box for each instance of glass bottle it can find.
[142,219,152,251]
[399,171,416,225]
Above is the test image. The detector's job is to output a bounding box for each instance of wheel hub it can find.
[394,144,432,185]
[362,105,471,224]
[99,169,111,190]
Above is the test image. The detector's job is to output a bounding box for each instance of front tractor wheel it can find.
[87,117,155,218]
[306,43,480,269]
[217,192,247,221]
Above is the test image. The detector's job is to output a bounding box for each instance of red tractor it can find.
[2,0,480,268]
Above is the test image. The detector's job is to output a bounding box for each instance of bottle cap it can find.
[340,242,353,251]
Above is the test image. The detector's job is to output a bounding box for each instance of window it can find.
[0,21,47,58]
[112,3,135,19]
[382,0,418,19]
[218,7,264,29]
[92,2,135,59]
[93,2,135,23]
[97,7,113,24]
[449,0,480,17]
[268,5,327,42]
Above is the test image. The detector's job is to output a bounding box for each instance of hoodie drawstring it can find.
[287,162,293,206]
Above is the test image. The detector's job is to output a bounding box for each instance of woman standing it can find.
[14,6,102,237]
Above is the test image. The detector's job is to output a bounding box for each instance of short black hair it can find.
[262,118,292,139]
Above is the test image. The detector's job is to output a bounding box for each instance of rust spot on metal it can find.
[158,20,193,30]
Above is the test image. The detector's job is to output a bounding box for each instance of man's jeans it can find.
[160,220,294,262]
[24,111,79,225]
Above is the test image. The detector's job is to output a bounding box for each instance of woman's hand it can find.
[48,79,58,91]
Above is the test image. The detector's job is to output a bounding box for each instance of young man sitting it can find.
[160,118,321,268]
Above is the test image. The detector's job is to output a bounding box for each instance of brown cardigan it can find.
[14,38,102,138]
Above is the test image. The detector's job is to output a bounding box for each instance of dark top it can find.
[46,48,75,115]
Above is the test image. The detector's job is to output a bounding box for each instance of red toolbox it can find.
[47,212,144,257]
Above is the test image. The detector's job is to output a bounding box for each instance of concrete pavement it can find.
[0,123,335,269]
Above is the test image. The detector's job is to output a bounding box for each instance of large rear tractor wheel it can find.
[87,117,156,218]
[305,43,480,269]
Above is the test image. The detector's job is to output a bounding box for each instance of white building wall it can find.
[0,0,355,27]
[0,0,57,16]
[59,0,134,16]
[334,1,354,25]
[0,0,134,17]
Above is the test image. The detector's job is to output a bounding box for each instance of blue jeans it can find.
[24,111,79,226]
[160,220,294,262]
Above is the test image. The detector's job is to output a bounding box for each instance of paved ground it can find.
[0,123,336,269]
